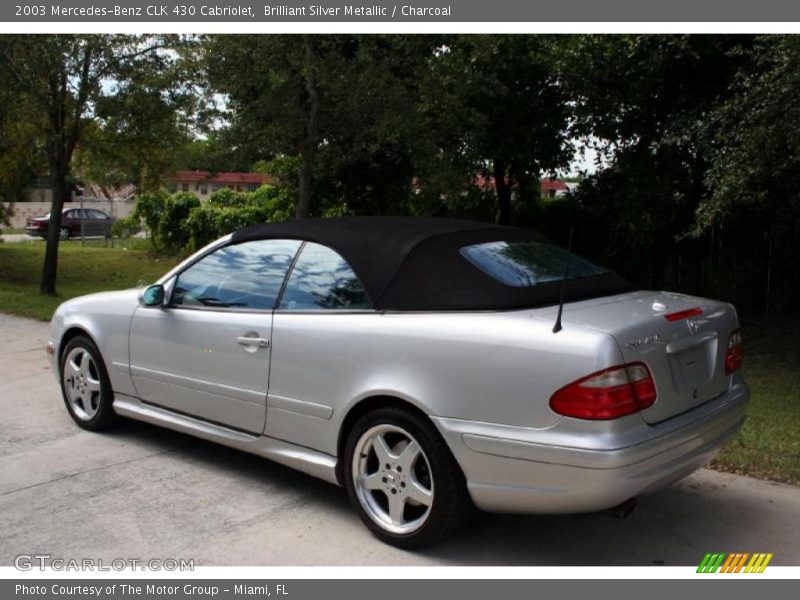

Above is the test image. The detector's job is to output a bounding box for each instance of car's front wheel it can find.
[343,406,471,548]
[60,335,120,431]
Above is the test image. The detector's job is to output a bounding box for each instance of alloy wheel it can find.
[351,424,434,535]
[62,347,102,421]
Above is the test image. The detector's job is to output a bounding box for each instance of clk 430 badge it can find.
[625,333,664,350]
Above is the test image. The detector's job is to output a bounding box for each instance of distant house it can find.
[540,179,570,198]
[471,175,572,199]
[165,171,275,201]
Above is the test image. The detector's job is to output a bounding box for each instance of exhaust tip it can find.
[600,498,639,519]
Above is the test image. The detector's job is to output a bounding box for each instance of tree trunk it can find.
[296,36,320,220]
[40,163,67,295]
[494,159,513,225]
[297,143,314,220]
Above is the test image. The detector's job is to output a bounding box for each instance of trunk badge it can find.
[625,333,663,350]
[686,319,700,334]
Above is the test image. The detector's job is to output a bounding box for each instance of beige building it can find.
[165,171,274,202]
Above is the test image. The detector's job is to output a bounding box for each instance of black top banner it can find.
[3,0,800,22]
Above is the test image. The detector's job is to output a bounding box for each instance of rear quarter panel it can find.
[266,310,624,456]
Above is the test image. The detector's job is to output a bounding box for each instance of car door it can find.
[63,209,81,236]
[266,242,376,451]
[85,209,108,236]
[128,239,302,433]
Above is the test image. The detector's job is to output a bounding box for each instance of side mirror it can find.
[140,284,165,307]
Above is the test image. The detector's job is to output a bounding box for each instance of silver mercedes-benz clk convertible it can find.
[47,217,748,547]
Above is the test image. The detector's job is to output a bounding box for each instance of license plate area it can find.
[667,334,718,394]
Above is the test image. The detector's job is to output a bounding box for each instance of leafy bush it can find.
[185,204,221,250]
[111,214,142,239]
[156,192,200,251]
[132,190,169,244]
[0,202,10,226]
[207,187,241,208]
[131,184,294,254]
[214,204,274,235]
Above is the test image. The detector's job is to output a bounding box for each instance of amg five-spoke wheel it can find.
[344,406,471,548]
[59,335,119,430]
[63,347,102,420]
[353,424,434,534]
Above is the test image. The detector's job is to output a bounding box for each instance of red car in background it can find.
[26,208,115,240]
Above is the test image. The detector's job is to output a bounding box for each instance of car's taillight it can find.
[549,362,657,420]
[664,307,703,322]
[725,328,743,374]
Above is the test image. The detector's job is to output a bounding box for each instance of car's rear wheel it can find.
[60,335,119,431]
[343,406,471,548]
[58,226,70,241]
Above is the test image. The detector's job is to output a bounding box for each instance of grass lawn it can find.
[710,314,800,485]
[0,240,179,321]
[0,240,797,484]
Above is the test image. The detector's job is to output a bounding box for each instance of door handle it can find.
[236,336,270,348]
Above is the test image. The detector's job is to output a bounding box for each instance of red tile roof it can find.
[167,171,275,185]
[473,175,569,192]
[540,179,569,192]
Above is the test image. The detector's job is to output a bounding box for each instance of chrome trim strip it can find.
[113,394,339,486]
[268,393,333,420]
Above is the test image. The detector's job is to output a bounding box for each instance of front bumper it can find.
[432,376,749,514]
[46,338,60,381]
[25,227,46,237]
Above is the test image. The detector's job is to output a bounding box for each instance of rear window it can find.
[460,240,610,287]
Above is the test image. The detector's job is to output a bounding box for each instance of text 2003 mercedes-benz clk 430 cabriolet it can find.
[48,217,748,547]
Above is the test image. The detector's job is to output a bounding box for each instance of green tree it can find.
[207,35,323,219]
[558,35,752,283]
[702,36,800,231]
[207,35,446,219]
[433,36,572,224]
[0,34,191,294]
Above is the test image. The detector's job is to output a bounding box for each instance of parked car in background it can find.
[46,217,749,548]
[26,208,115,240]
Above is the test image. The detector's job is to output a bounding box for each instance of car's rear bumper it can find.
[432,376,749,514]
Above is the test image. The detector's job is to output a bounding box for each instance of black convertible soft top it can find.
[231,216,631,311]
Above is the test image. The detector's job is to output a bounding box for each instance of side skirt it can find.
[113,393,340,486]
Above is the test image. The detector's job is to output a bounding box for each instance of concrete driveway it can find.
[1,311,798,566]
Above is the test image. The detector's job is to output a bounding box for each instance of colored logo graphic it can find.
[697,553,773,573]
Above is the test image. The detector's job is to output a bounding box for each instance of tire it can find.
[59,335,120,431]
[58,226,70,241]
[343,406,472,548]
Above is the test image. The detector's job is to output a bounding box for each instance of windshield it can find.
[460,240,610,288]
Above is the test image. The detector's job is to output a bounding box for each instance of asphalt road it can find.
[1,311,798,566]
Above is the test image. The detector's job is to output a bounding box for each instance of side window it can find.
[171,239,302,310]
[279,242,372,311]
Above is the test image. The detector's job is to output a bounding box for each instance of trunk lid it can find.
[535,290,738,423]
